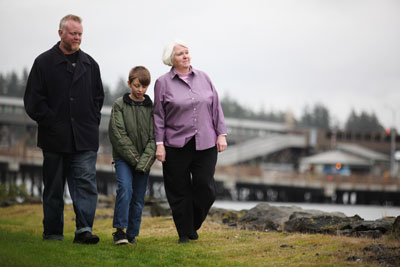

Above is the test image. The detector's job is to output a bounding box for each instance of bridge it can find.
[217,134,306,166]
[1,96,400,205]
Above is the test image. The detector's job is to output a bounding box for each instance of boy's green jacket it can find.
[108,93,156,173]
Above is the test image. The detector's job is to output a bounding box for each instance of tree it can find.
[0,73,5,95]
[300,103,330,130]
[18,68,29,97]
[220,94,252,119]
[345,110,384,132]
[103,84,113,106]
[111,77,129,103]
[220,94,285,122]
[6,71,19,97]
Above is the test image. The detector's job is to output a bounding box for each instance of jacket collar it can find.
[169,66,197,79]
[52,42,91,66]
[123,93,153,106]
[51,42,92,84]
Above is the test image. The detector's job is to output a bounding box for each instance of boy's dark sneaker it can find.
[73,231,99,244]
[113,229,128,245]
[127,236,136,244]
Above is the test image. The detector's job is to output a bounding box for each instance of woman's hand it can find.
[216,135,227,152]
[156,144,166,162]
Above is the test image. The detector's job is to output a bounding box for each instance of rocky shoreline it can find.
[146,198,400,239]
[146,198,400,266]
[8,195,400,240]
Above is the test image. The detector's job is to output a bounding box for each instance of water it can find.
[213,201,400,220]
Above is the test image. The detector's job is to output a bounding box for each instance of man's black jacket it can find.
[24,42,104,152]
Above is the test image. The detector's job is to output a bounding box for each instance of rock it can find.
[392,216,400,240]
[338,218,394,238]
[362,244,400,266]
[346,256,361,262]
[284,214,354,234]
[238,203,348,232]
[351,230,383,239]
[241,205,393,238]
[208,207,247,226]
[363,244,385,254]
[238,203,304,231]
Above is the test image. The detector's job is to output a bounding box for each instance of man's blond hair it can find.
[59,14,82,31]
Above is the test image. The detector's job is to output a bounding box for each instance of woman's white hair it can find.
[162,40,189,66]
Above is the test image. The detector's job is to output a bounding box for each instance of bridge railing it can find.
[215,164,400,187]
[1,144,399,189]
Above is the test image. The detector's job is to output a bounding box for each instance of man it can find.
[24,14,104,244]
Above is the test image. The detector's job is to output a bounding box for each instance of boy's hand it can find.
[156,144,166,162]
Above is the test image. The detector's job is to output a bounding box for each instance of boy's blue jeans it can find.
[113,159,149,238]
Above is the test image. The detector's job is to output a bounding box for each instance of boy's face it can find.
[128,78,148,101]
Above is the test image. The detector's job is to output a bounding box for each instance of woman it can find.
[154,40,227,243]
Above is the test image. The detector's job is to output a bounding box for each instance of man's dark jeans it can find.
[42,151,98,240]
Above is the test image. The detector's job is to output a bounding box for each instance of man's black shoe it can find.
[73,231,100,244]
[188,231,198,240]
[43,233,63,241]
[178,236,189,244]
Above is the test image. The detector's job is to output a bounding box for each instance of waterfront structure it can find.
[1,96,399,205]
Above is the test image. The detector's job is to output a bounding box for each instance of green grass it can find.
[0,204,397,266]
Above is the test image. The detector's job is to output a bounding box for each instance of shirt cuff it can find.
[156,142,164,145]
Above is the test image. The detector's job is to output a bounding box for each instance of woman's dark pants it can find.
[163,138,217,238]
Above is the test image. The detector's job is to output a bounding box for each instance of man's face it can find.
[58,20,83,54]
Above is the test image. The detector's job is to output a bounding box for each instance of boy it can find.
[108,66,156,245]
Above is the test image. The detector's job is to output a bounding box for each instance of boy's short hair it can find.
[128,66,151,86]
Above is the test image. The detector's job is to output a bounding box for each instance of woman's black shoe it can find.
[188,232,198,240]
[178,236,189,244]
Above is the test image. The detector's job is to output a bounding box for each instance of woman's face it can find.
[172,45,191,70]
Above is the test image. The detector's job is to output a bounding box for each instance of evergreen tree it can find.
[300,103,330,130]
[111,77,129,102]
[6,71,19,97]
[220,94,251,119]
[345,110,383,132]
[0,73,5,95]
[18,68,29,97]
[313,104,330,130]
[220,94,285,122]
[103,84,113,106]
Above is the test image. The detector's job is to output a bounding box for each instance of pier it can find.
[1,96,399,206]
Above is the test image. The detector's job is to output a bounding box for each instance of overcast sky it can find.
[1,0,400,130]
